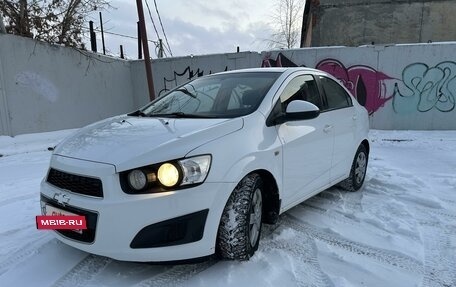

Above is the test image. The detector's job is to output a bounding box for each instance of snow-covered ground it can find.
[0,129,455,287]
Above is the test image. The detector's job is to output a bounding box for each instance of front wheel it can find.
[339,144,368,192]
[217,174,263,260]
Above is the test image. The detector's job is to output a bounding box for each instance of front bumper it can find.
[40,155,235,262]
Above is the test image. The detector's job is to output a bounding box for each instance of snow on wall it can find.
[0,34,134,136]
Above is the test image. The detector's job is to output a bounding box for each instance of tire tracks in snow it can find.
[261,231,334,287]
[418,207,456,222]
[132,222,282,286]
[367,161,456,286]
[133,259,218,287]
[298,202,414,241]
[51,255,112,287]
[0,235,51,276]
[49,224,284,287]
[420,224,456,287]
[416,208,456,287]
[304,192,422,242]
[282,214,424,275]
[0,193,38,208]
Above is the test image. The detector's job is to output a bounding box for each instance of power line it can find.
[152,0,173,57]
[81,26,158,44]
[144,0,161,42]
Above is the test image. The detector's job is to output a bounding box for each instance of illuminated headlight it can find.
[179,155,211,185]
[156,155,211,188]
[157,163,180,187]
[121,155,211,194]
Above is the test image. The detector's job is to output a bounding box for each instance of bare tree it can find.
[268,0,304,49]
[0,11,7,33]
[0,0,111,48]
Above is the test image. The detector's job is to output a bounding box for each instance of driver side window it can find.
[280,75,322,112]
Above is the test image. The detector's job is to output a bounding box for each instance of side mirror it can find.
[266,100,320,126]
[284,100,320,121]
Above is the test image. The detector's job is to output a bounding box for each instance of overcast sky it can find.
[87,0,279,59]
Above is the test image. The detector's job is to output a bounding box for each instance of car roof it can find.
[214,67,324,75]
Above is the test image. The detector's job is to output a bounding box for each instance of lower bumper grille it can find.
[130,209,209,248]
[41,194,98,243]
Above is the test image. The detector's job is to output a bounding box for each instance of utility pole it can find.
[137,22,142,59]
[99,12,106,55]
[158,39,164,58]
[89,21,97,52]
[120,45,124,59]
[136,0,156,101]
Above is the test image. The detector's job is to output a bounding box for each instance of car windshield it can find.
[139,72,282,118]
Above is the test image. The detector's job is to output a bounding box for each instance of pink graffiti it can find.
[316,59,394,115]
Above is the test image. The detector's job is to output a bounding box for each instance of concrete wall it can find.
[142,43,456,130]
[0,34,134,136]
[261,44,456,130]
[311,0,456,47]
[1,34,455,135]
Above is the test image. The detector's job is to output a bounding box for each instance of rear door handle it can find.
[323,125,333,133]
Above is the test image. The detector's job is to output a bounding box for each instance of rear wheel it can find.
[339,144,368,192]
[217,174,263,260]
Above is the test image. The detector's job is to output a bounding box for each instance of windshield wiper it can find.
[148,112,215,118]
[128,110,147,117]
[176,87,197,98]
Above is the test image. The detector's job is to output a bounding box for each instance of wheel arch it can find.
[361,139,370,155]
[250,169,281,224]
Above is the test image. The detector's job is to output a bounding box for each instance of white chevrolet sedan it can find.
[40,67,369,262]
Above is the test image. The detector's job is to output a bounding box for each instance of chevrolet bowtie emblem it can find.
[53,192,70,206]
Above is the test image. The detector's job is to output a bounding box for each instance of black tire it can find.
[339,144,368,192]
[217,173,263,260]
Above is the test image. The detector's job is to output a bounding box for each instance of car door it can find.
[274,74,334,209]
[317,76,357,184]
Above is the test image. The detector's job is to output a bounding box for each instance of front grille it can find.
[47,168,103,198]
[41,194,98,243]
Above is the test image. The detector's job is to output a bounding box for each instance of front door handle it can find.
[323,125,333,133]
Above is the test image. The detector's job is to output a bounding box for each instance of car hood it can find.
[54,115,243,171]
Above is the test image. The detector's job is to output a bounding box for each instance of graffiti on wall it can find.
[261,53,395,115]
[159,66,228,96]
[393,62,456,113]
[159,55,455,116]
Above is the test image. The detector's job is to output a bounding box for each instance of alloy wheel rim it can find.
[355,152,367,184]
[249,188,262,247]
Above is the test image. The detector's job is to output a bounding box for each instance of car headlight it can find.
[178,155,211,185]
[127,169,157,190]
[127,170,147,190]
[157,163,180,187]
[120,155,211,194]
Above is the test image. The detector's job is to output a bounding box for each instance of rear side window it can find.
[319,76,352,110]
